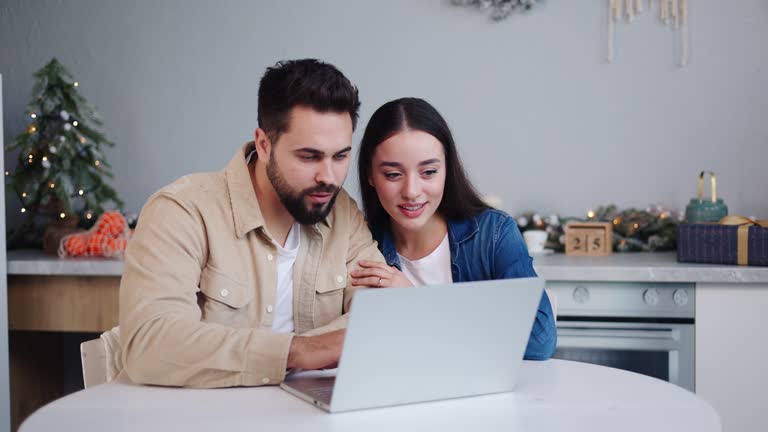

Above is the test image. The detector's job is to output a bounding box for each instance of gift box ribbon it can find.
[719,216,768,265]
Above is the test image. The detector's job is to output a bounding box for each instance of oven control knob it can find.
[573,286,590,304]
[643,288,660,306]
[673,289,689,306]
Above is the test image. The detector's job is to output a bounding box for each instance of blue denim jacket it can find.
[373,209,557,360]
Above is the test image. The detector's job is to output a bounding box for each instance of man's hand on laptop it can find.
[287,328,346,370]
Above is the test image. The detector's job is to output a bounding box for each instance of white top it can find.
[19,360,720,432]
[397,234,453,286]
[271,223,300,333]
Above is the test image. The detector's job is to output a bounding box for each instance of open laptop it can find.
[280,277,545,412]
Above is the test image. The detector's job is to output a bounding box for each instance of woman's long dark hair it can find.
[358,97,490,231]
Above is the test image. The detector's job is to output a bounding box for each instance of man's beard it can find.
[267,155,340,225]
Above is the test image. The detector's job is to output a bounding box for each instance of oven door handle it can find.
[557,327,678,340]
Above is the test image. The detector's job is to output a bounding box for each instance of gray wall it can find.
[2,0,767,225]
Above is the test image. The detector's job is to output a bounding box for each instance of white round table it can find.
[20,360,720,432]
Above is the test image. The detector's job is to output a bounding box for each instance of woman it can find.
[350,97,556,360]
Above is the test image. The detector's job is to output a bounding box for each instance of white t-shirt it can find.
[397,234,453,286]
[271,223,300,333]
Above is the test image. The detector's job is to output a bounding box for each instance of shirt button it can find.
[262,377,270,384]
[336,275,344,283]
[267,253,274,261]
[266,305,274,313]
[220,289,229,297]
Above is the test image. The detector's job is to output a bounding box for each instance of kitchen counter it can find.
[7,249,124,276]
[7,249,768,283]
[533,251,768,283]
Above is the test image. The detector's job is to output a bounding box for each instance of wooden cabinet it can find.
[6,273,119,431]
[7,275,119,332]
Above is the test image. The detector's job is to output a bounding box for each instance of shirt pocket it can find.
[199,264,255,327]
[313,265,347,327]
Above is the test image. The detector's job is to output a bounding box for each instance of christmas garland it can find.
[516,204,682,252]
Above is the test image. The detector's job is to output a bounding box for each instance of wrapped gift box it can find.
[677,223,768,266]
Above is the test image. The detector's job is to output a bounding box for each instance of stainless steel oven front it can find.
[546,282,695,392]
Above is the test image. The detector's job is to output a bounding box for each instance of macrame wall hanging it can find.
[608,0,689,66]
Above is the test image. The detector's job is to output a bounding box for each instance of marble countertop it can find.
[7,249,124,276]
[533,251,768,283]
[7,249,768,283]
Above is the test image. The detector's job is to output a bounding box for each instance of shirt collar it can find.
[225,142,332,239]
[377,216,479,263]
[225,142,266,238]
[447,217,479,244]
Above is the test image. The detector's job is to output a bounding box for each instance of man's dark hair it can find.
[258,59,360,142]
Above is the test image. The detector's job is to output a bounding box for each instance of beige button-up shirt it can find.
[119,142,384,388]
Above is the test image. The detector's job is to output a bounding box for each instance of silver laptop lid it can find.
[329,277,545,412]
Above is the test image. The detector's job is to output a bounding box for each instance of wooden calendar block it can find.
[565,222,613,256]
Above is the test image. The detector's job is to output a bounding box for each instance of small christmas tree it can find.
[5,58,123,248]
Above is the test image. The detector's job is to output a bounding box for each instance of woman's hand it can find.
[351,260,413,288]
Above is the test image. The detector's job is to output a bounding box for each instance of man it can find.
[119,59,384,388]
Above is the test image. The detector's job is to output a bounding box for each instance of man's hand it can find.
[287,328,346,370]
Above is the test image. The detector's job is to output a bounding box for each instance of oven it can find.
[546,281,695,392]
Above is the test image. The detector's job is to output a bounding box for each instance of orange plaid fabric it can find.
[59,211,132,258]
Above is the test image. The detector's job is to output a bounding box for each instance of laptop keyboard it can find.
[286,376,336,404]
[304,385,334,401]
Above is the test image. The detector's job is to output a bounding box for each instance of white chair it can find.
[80,338,108,388]
[80,326,121,388]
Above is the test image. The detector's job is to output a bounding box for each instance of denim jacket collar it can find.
[377,216,480,269]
